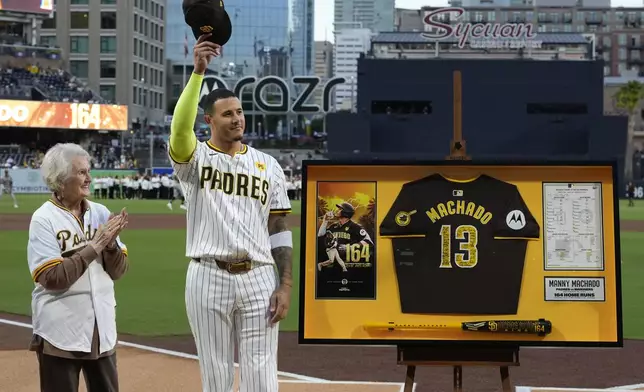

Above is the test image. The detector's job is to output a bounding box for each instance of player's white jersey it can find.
[170,141,291,264]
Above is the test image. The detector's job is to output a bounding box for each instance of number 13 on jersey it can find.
[439,224,479,268]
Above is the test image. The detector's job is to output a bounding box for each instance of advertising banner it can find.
[7,168,139,194]
[0,0,53,14]
[8,168,49,194]
[0,100,129,131]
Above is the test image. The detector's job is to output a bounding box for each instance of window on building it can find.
[133,62,138,80]
[40,36,57,47]
[101,0,117,4]
[41,15,56,29]
[100,36,117,53]
[133,86,138,105]
[160,5,164,19]
[70,12,89,29]
[620,48,627,60]
[172,83,181,98]
[100,60,117,78]
[619,34,627,46]
[100,85,116,102]
[71,0,89,4]
[159,26,164,42]
[70,36,89,53]
[70,60,89,78]
[134,16,138,32]
[101,12,117,29]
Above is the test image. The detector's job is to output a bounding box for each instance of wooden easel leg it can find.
[453,365,463,392]
[404,365,416,392]
[500,366,512,392]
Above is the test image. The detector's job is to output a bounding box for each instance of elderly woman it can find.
[26,143,130,392]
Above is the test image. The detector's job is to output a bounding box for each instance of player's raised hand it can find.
[193,33,221,74]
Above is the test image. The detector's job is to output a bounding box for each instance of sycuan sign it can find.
[421,7,542,49]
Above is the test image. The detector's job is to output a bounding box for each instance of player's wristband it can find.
[270,231,292,249]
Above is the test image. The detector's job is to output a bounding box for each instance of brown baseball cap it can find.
[182,0,232,46]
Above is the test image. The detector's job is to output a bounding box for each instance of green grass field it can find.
[1,195,643,338]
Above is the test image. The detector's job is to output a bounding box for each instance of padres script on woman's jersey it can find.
[379,173,541,315]
[170,141,291,263]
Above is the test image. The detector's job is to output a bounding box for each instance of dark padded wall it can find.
[325,58,627,186]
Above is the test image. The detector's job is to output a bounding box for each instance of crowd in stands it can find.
[1,142,138,170]
[0,62,107,104]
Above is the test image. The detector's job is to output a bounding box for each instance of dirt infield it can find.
[2,213,644,391]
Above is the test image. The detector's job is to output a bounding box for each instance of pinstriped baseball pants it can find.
[185,259,279,392]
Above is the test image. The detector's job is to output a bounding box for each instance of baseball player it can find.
[167,33,293,392]
[317,202,374,271]
[0,169,19,208]
[318,230,347,272]
[166,174,187,210]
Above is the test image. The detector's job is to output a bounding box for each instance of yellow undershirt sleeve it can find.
[168,72,204,163]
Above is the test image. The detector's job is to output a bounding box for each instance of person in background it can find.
[151,174,161,199]
[0,169,19,208]
[92,176,101,199]
[166,174,186,210]
[27,143,130,392]
[627,181,635,207]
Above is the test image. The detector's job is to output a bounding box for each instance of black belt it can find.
[194,258,253,274]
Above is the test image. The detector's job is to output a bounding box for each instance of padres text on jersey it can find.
[379,174,540,315]
[170,141,291,263]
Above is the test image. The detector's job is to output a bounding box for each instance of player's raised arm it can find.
[169,33,221,163]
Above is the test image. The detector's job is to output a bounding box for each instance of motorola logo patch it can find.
[506,210,526,230]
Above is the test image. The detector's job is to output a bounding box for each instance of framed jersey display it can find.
[298,160,623,349]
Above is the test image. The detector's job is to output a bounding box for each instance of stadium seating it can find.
[0,43,108,104]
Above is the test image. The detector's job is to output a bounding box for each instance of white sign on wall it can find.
[7,168,49,194]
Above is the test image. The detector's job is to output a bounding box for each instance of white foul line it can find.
[0,318,325,383]
[0,317,411,389]
[515,387,641,391]
[609,383,644,390]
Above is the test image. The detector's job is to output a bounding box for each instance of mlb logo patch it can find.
[453,190,463,197]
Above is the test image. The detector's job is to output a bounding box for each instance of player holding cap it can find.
[169,1,293,390]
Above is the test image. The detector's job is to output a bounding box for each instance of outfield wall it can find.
[7,168,139,194]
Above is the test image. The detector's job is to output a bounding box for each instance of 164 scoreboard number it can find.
[0,99,129,131]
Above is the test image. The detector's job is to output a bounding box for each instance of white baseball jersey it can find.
[170,141,291,263]
[27,199,127,354]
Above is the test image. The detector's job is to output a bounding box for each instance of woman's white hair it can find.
[40,143,91,193]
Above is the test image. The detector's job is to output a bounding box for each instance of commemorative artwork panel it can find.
[315,181,377,299]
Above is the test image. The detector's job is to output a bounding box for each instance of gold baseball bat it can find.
[364,319,552,336]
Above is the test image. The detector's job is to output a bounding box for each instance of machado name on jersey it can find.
[379,174,540,315]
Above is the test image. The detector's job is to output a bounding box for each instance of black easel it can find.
[396,71,520,391]
[398,345,520,392]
